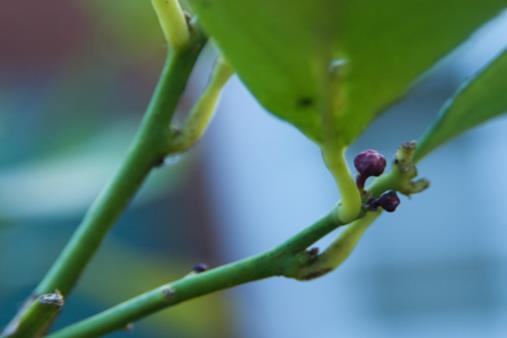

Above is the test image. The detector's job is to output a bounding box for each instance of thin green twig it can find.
[3,25,207,338]
[35,30,206,298]
[2,292,63,338]
[47,148,427,337]
[46,213,341,338]
[151,0,190,49]
[290,210,381,280]
[168,57,234,152]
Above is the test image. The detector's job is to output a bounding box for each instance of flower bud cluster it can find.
[354,149,400,212]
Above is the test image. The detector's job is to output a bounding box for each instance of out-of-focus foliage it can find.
[1,1,231,337]
[416,49,507,160]
[0,121,189,220]
[78,0,163,57]
[190,0,506,145]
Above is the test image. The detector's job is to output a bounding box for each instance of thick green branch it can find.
[2,26,207,338]
[47,151,424,338]
[2,292,63,338]
[47,251,282,338]
[46,212,343,338]
[36,31,206,298]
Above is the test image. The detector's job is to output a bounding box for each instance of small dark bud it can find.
[354,149,387,177]
[153,156,166,168]
[192,263,209,273]
[308,247,320,257]
[377,191,400,212]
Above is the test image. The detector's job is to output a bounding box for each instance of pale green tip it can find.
[152,0,191,49]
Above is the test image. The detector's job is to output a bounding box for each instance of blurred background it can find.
[1,2,507,337]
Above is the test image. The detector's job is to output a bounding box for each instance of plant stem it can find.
[46,141,429,337]
[46,210,343,338]
[322,146,362,223]
[291,211,381,280]
[369,141,430,197]
[36,34,205,297]
[47,251,282,338]
[2,28,206,338]
[2,292,63,338]
[168,57,234,152]
[151,0,190,49]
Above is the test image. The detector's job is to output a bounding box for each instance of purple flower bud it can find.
[377,191,400,212]
[354,149,386,189]
[354,149,386,177]
[192,263,209,273]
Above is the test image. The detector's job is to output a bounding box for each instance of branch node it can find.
[39,291,64,307]
[2,291,64,338]
[162,287,176,302]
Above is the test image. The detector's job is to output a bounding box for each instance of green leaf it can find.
[190,0,506,145]
[415,49,507,161]
[190,0,338,142]
[335,1,506,145]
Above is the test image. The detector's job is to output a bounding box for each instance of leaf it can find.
[190,0,338,142]
[190,0,506,145]
[335,1,507,144]
[415,49,507,161]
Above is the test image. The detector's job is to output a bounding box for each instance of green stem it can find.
[169,57,234,152]
[369,141,430,197]
[151,0,190,49]
[46,210,344,338]
[36,34,206,297]
[323,146,362,223]
[46,146,423,337]
[2,292,63,338]
[47,251,281,338]
[2,28,206,337]
[368,170,399,198]
[291,211,381,280]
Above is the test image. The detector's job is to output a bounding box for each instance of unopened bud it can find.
[376,191,400,212]
[192,263,209,273]
[354,149,387,189]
